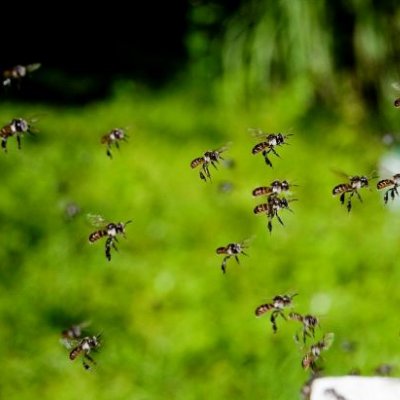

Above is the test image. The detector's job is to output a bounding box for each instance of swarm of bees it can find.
[0,117,36,152]
[216,240,249,274]
[87,214,132,261]
[1,63,41,87]
[250,129,292,167]
[190,145,228,181]
[61,322,101,370]
[252,180,297,232]
[101,127,129,158]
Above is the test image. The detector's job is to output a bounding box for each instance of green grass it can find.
[0,80,399,400]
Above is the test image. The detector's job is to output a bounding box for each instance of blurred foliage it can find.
[1,1,400,399]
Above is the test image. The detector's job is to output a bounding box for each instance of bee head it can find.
[12,118,29,133]
[13,65,27,78]
[360,176,369,187]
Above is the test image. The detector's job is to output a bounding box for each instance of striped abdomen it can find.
[190,157,204,168]
[252,186,273,196]
[288,312,303,322]
[377,179,394,190]
[253,203,271,214]
[89,229,108,243]
[101,134,112,145]
[255,303,274,316]
[332,183,351,195]
[252,142,270,154]
[0,124,14,139]
[69,346,82,360]
[216,246,228,255]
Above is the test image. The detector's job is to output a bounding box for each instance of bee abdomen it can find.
[252,142,269,154]
[69,347,81,360]
[288,312,302,322]
[216,247,227,254]
[255,303,273,316]
[89,230,106,243]
[253,203,270,214]
[190,157,204,168]
[377,179,392,190]
[101,135,111,145]
[252,187,272,196]
[332,184,349,195]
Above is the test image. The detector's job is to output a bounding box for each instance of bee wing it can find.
[214,141,232,154]
[60,337,80,350]
[331,168,351,180]
[26,63,41,73]
[322,332,335,351]
[87,213,108,228]
[248,127,269,139]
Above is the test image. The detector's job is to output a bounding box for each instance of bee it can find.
[302,332,334,372]
[216,240,249,274]
[377,173,400,204]
[0,117,36,152]
[250,128,292,167]
[252,180,295,198]
[87,214,132,261]
[190,145,228,182]
[65,335,101,370]
[253,196,296,233]
[2,63,41,87]
[101,128,128,158]
[255,293,298,333]
[332,173,373,212]
[289,312,319,344]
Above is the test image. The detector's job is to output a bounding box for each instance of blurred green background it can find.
[1,1,400,399]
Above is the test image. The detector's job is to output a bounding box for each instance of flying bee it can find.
[252,180,296,198]
[332,172,374,212]
[289,312,319,344]
[255,293,298,333]
[190,145,228,182]
[377,173,400,204]
[216,239,249,274]
[64,335,101,370]
[2,63,41,87]
[302,332,335,373]
[87,214,132,261]
[249,128,292,167]
[253,196,297,233]
[101,127,129,158]
[0,117,37,152]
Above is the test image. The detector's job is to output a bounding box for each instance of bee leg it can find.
[211,161,218,170]
[234,255,240,264]
[221,257,228,274]
[83,354,96,370]
[199,171,206,182]
[16,134,22,149]
[105,237,113,261]
[390,188,396,201]
[355,190,363,203]
[339,193,345,205]
[241,251,249,257]
[204,164,211,179]
[115,141,120,149]
[262,150,273,167]
[271,147,281,158]
[270,312,278,333]
[106,147,113,158]
[267,219,273,233]
[384,190,389,204]
[276,213,284,226]
[1,137,8,153]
